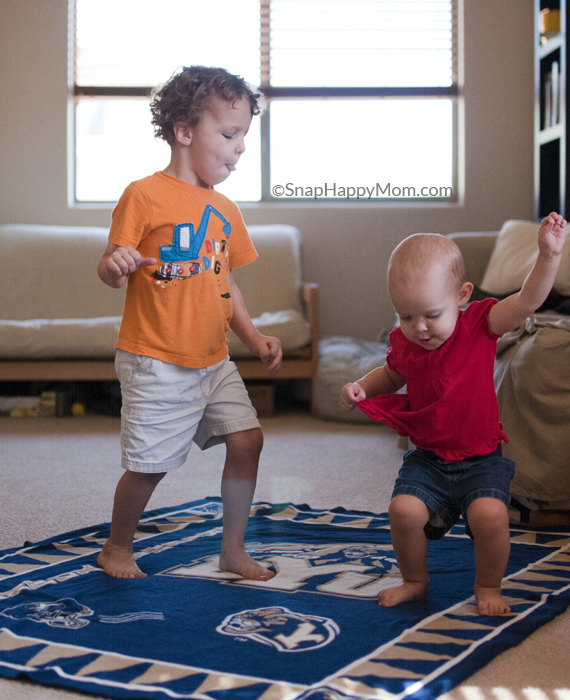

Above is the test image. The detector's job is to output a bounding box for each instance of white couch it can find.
[0,224,319,411]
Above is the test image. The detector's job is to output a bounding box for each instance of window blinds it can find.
[74,0,458,96]
[261,0,458,92]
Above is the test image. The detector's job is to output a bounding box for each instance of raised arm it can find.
[488,212,567,336]
[228,272,282,376]
[98,241,157,289]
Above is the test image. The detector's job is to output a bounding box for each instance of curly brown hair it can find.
[150,66,264,145]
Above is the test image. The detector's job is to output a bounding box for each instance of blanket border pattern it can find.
[1,500,570,700]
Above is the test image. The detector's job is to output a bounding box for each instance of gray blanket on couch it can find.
[495,312,570,504]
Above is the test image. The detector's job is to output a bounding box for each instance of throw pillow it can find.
[479,219,570,296]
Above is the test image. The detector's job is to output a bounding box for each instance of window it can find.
[71,0,459,203]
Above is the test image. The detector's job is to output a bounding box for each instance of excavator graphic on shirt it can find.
[154,204,231,281]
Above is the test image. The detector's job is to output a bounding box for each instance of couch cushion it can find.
[480,219,570,295]
[232,226,304,318]
[0,225,126,320]
[0,317,121,359]
[0,223,308,361]
[1,224,303,321]
[227,309,311,358]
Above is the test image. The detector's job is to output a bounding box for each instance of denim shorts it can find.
[392,445,516,539]
[115,349,260,473]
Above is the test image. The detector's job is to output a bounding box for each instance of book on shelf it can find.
[543,61,561,130]
[551,60,559,127]
[545,72,552,129]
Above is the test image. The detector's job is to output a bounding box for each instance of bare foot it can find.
[219,549,275,581]
[378,581,428,607]
[474,583,511,615]
[97,542,147,579]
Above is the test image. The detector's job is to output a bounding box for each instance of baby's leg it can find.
[378,494,430,607]
[219,428,275,581]
[467,497,512,615]
[97,470,166,578]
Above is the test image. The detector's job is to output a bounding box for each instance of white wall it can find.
[0,0,535,339]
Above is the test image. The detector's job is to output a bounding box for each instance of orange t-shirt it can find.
[109,172,258,368]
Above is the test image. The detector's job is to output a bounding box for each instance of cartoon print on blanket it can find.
[1,598,164,629]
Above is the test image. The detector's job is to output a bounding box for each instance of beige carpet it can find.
[1,412,569,700]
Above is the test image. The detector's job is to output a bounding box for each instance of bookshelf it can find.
[535,1,568,218]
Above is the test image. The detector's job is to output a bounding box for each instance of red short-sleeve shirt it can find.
[358,299,508,461]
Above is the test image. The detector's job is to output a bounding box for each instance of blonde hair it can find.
[388,233,466,291]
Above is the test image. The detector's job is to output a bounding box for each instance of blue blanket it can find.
[1,500,570,700]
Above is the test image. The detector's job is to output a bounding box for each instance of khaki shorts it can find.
[115,349,260,473]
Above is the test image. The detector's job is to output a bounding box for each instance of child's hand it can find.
[105,246,156,280]
[99,243,156,289]
[340,382,366,411]
[538,212,567,257]
[253,335,282,376]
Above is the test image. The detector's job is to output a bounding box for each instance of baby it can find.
[340,213,567,615]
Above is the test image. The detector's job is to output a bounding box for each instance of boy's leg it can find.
[219,427,275,581]
[97,470,166,578]
[378,494,430,606]
[466,497,512,615]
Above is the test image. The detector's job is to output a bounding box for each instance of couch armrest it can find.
[302,282,320,372]
[447,232,499,287]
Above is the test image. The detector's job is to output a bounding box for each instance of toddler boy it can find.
[97,66,281,580]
